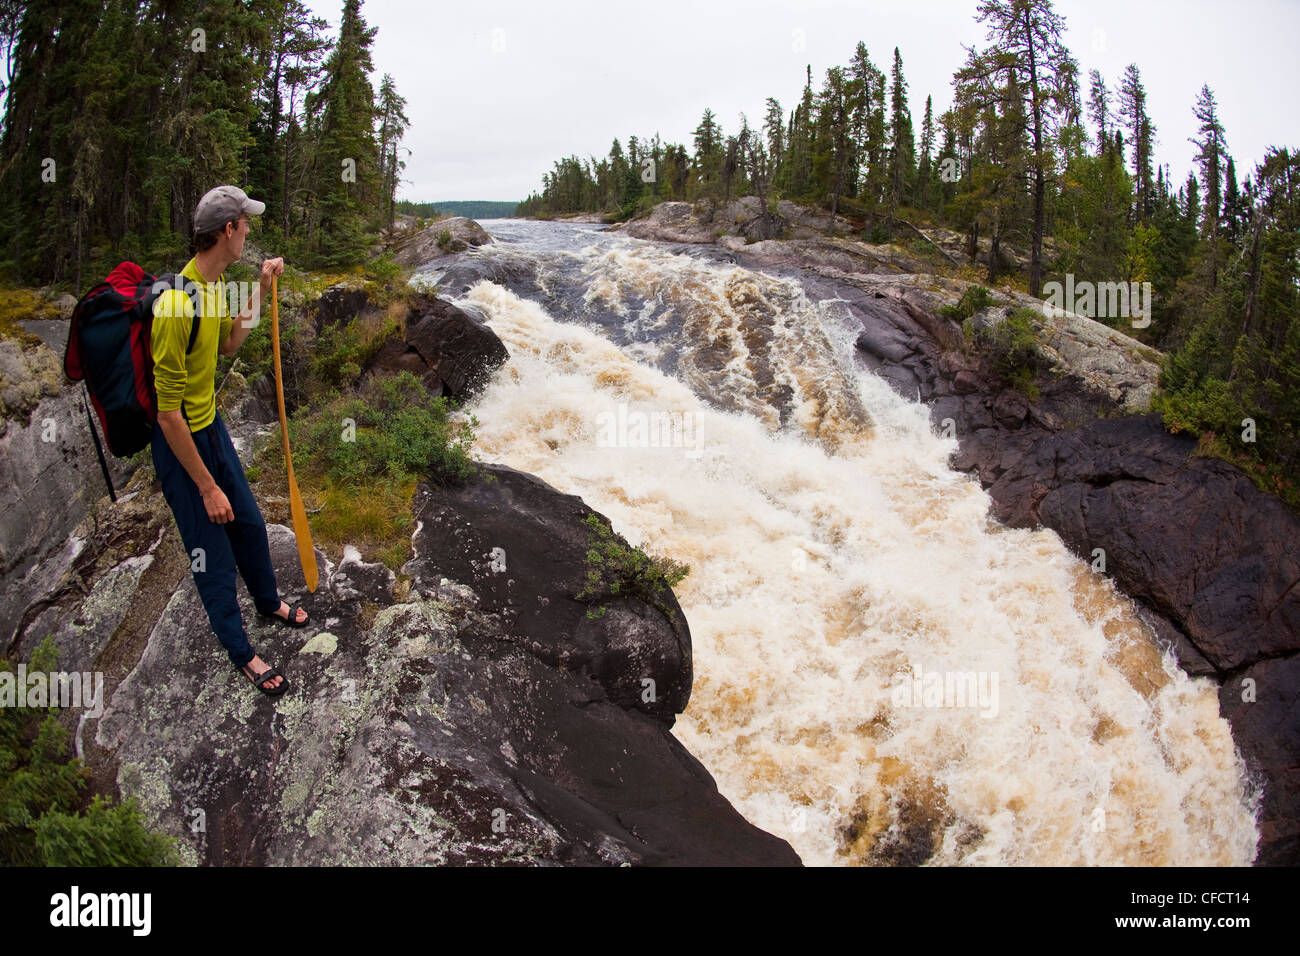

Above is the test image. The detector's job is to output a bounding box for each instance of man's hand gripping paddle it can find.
[270,273,318,592]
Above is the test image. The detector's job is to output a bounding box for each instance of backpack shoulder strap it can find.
[153,272,203,355]
[82,382,117,503]
[185,289,202,355]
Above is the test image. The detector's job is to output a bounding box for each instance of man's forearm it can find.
[157,410,216,493]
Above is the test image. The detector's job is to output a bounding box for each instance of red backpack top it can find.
[64,262,200,500]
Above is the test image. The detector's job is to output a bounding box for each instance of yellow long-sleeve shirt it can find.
[151,257,233,432]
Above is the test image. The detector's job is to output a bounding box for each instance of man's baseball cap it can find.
[193,185,265,234]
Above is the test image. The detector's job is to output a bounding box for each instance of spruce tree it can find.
[1223,155,1240,239]
[887,47,915,211]
[1117,63,1157,223]
[375,72,409,232]
[917,94,936,210]
[813,66,853,218]
[763,97,785,185]
[692,108,721,198]
[312,0,379,265]
[1190,84,1227,238]
[960,0,1077,296]
[847,43,886,211]
[1087,69,1111,154]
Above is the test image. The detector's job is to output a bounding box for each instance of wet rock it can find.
[401,294,509,402]
[312,284,369,332]
[1218,654,1300,866]
[855,323,916,364]
[404,465,691,722]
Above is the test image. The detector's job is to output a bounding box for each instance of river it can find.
[412,217,1259,866]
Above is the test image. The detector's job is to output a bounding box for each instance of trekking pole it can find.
[270,272,319,592]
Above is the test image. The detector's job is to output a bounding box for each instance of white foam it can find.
[450,251,1259,867]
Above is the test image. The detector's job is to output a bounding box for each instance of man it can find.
[151,184,306,698]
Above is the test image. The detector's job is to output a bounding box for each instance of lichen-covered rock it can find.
[394,217,492,269]
[0,337,62,425]
[82,477,797,866]
[0,367,140,648]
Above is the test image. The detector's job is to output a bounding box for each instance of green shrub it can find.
[973,307,1044,401]
[290,370,479,488]
[366,253,403,285]
[939,284,995,321]
[575,513,690,620]
[0,638,179,866]
[309,313,402,393]
[251,371,482,571]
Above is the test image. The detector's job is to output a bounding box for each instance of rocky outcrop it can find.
[611,197,854,244]
[1,323,141,654]
[718,233,930,275]
[258,281,512,405]
[365,294,509,402]
[407,468,692,723]
[3,264,796,865]
[0,326,63,428]
[393,217,492,269]
[312,284,371,333]
[402,295,510,401]
[62,461,797,866]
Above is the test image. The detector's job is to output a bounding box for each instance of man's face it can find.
[224,215,251,258]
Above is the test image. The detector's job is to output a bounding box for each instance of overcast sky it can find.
[305,0,1300,203]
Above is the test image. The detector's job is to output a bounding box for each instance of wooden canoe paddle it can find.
[269,273,318,592]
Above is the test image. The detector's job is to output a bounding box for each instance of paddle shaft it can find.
[269,273,319,592]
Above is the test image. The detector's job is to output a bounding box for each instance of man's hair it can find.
[192,219,235,253]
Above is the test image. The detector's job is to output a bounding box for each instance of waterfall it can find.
[438,222,1259,866]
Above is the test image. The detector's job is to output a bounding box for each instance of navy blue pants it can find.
[151,412,281,668]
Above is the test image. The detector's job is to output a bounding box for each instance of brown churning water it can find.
[453,237,1259,866]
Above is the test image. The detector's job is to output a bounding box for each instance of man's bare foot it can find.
[241,655,284,691]
[271,601,307,624]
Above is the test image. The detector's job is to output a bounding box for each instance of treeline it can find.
[395,200,520,220]
[0,0,409,287]
[519,0,1299,507]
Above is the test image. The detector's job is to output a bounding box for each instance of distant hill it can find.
[395,200,519,220]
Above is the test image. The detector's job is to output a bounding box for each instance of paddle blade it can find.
[286,460,319,592]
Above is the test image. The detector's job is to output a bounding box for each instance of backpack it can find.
[64,261,201,502]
